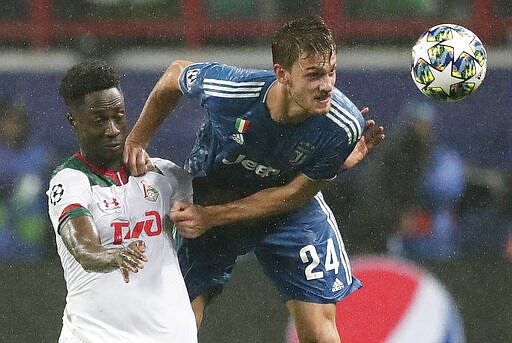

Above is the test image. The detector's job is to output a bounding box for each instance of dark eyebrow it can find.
[305,61,336,71]
[305,66,325,72]
[89,103,124,112]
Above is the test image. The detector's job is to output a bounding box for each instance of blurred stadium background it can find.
[1,1,511,342]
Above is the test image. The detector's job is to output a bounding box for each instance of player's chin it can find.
[102,148,124,163]
[312,100,331,115]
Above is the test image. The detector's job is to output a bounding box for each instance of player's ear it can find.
[67,113,76,129]
[273,64,288,84]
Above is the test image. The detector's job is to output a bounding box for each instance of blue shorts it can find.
[177,192,362,303]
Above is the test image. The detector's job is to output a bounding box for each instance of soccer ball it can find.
[411,23,487,102]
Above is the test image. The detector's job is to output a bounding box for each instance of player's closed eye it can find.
[93,117,105,126]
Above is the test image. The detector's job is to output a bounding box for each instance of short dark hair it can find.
[60,59,121,108]
[271,15,336,69]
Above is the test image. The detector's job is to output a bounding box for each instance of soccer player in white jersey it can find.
[124,16,385,342]
[47,59,197,343]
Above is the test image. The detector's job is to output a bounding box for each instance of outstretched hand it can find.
[117,240,148,283]
[343,107,385,170]
[123,139,155,176]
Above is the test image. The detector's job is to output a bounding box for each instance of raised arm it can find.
[171,174,326,238]
[60,215,148,283]
[123,60,194,175]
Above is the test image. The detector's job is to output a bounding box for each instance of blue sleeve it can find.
[178,62,213,99]
[302,137,354,181]
[179,63,246,102]
[302,92,365,180]
[178,63,270,113]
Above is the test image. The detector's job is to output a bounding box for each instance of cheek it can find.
[119,121,128,132]
[303,78,321,91]
[301,83,320,101]
[77,126,102,142]
[77,129,93,142]
[292,79,313,95]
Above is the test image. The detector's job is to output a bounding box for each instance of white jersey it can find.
[47,153,197,343]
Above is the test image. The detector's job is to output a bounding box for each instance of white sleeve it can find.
[152,158,193,203]
[47,169,92,233]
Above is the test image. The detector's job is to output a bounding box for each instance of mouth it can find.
[315,94,331,105]
[104,142,123,150]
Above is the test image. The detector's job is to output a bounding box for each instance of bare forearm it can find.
[66,236,147,284]
[61,220,120,272]
[70,245,120,273]
[205,177,323,227]
[128,81,181,147]
[172,176,325,238]
[127,60,191,147]
[128,97,171,148]
[206,188,296,226]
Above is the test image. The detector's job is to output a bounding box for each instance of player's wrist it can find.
[110,248,126,269]
[125,136,146,149]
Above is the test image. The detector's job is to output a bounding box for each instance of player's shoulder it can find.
[181,62,274,113]
[50,157,90,186]
[330,88,361,115]
[150,158,192,182]
[51,154,79,176]
[182,62,274,93]
[321,88,365,143]
[185,62,273,81]
[151,157,180,171]
[328,88,364,124]
[51,155,89,179]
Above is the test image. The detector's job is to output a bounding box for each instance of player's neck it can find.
[266,82,309,125]
[79,151,123,172]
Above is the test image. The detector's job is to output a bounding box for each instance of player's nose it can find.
[319,75,333,92]
[105,119,121,137]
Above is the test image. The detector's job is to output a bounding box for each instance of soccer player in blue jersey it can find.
[124,16,385,343]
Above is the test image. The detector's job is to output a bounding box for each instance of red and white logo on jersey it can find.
[100,198,121,211]
[111,211,162,245]
[141,180,159,202]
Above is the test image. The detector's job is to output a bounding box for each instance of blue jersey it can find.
[177,63,364,303]
[179,63,364,196]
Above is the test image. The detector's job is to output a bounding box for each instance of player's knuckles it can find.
[124,255,139,267]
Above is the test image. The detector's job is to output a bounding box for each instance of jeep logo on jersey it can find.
[222,154,280,178]
[289,141,314,166]
[111,211,162,245]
